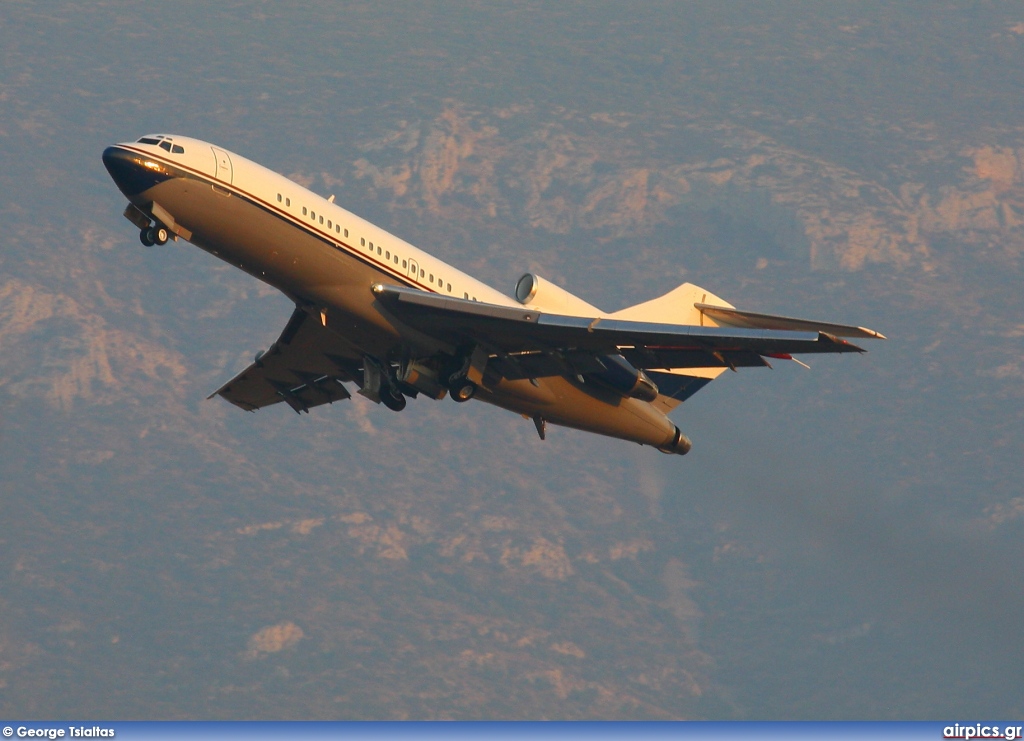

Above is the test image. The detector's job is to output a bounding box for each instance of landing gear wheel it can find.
[141,226,169,246]
[380,386,407,412]
[449,376,476,403]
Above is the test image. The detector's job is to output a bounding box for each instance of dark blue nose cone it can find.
[102,145,171,198]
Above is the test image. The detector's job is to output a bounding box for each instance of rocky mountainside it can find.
[1,1,1022,719]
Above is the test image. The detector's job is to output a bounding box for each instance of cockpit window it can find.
[137,135,184,154]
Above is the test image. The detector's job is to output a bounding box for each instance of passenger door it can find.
[211,147,233,184]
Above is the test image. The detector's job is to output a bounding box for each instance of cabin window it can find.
[171,145,184,154]
[327,220,332,228]
[429,274,434,282]
[311,211,316,220]
[360,237,365,246]
[385,251,390,259]
[377,246,382,255]
[344,229,349,238]
[464,292,469,299]
[420,269,425,278]
[394,255,399,265]
[336,225,341,234]
[319,216,324,224]
[303,207,308,215]
[402,260,407,268]
[286,198,291,207]
[277,194,282,202]
[447,283,451,292]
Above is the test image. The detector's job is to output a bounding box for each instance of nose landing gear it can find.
[123,202,190,247]
[139,224,169,246]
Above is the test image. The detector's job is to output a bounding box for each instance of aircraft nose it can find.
[102,145,170,197]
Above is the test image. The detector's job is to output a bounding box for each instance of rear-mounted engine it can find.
[658,426,692,456]
[583,353,660,402]
[514,273,602,316]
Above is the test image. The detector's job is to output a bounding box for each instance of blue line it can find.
[2,721,1015,740]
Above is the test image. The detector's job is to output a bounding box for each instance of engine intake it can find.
[515,273,602,316]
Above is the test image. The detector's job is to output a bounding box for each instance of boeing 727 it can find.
[102,134,884,455]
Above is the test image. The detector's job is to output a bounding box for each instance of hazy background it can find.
[1,0,1022,718]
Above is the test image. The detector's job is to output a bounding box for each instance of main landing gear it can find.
[446,347,485,403]
[448,374,476,403]
[358,356,408,412]
[139,224,169,246]
[380,383,407,412]
[358,353,479,411]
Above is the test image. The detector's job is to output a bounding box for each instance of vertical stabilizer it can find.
[611,282,735,412]
[610,282,733,326]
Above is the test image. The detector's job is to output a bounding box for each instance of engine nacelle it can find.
[515,273,602,316]
[658,426,693,456]
[584,353,660,403]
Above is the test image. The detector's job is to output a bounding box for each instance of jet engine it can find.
[515,273,602,316]
[584,353,660,402]
[658,427,693,456]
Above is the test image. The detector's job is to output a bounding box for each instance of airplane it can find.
[102,134,885,456]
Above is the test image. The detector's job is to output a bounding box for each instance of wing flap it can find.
[210,306,360,412]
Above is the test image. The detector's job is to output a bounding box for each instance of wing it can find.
[209,306,361,413]
[694,303,887,339]
[373,284,879,378]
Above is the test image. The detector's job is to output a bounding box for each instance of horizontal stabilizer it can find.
[695,303,887,340]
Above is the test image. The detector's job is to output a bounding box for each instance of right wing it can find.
[372,284,879,376]
[694,303,887,339]
[209,306,361,413]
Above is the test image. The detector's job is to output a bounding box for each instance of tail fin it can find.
[611,281,886,339]
[612,282,735,413]
[610,282,734,326]
[609,280,886,414]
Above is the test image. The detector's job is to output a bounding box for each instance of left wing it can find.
[209,306,361,413]
[373,284,877,377]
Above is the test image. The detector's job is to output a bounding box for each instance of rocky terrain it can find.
[1,1,1022,719]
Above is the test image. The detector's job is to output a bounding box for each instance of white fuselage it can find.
[102,134,691,452]
[125,135,514,305]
